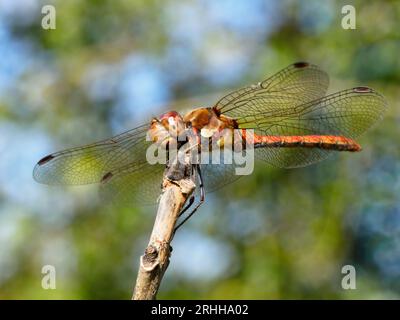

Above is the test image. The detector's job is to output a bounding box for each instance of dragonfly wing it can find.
[252,87,388,168]
[254,147,330,168]
[99,161,165,205]
[215,62,329,119]
[200,163,242,194]
[101,162,239,206]
[33,124,151,185]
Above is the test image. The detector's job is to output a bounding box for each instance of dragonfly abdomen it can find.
[253,135,361,152]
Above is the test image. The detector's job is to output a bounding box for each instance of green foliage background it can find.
[0,0,399,299]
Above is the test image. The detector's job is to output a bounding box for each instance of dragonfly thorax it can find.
[183,107,238,138]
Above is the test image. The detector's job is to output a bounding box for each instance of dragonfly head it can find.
[158,111,185,138]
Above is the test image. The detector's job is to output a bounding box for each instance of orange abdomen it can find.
[253,134,361,152]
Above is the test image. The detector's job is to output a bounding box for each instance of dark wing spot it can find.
[353,86,372,93]
[38,154,55,166]
[101,171,113,184]
[293,62,310,68]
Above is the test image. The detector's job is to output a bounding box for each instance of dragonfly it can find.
[33,62,387,230]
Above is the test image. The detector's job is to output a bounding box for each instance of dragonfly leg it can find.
[178,194,195,217]
[173,164,205,233]
[178,164,197,217]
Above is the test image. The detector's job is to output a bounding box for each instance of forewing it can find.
[33,124,151,185]
[215,62,329,119]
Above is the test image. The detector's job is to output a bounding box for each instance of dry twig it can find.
[132,151,196,300]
